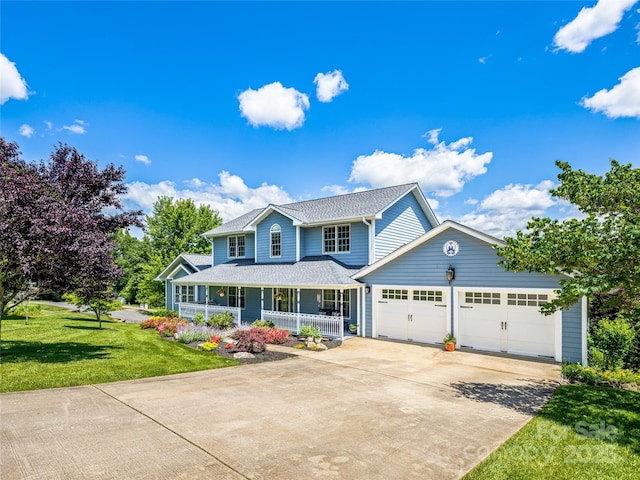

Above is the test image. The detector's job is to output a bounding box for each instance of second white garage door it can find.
[376,287,448,344]
[457,290,558,359]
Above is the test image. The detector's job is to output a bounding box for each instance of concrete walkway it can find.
[0,338,560,479]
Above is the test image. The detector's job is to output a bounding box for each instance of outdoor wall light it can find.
[446,266,455,284]
[365,286,371,294]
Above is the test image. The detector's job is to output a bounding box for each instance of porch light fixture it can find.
[446,266,455,284]
[365,286,371,294]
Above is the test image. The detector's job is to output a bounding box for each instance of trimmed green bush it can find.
[299,324,321,339]
[592,316,635,370]
[207,311,234,329]
[193,312,206,325]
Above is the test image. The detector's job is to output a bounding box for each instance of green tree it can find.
[497,160,640,315]
[135,197,221,307]
[114,228,144,304]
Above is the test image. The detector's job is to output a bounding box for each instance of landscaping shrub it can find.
[155,309,179,318]
[158,317,187,337]
[200,342,218,352]
[232,327,267,353]
[591,315,635,370]
[140,316,164,329]
[210,334,222,344]
[264,327,290,344]
[193,312,206,325]
[207,311,234,329]
[252,319,275,328]
[299,324,321,339]
[175,324,216,344]
[561,362,640,387]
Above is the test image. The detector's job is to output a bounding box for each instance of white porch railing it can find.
[262,310,344,339]
[178,302,242,325]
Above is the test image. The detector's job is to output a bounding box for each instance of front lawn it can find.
[463,384,640,480]
[0,305,238,393]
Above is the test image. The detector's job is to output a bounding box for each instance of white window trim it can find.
[228,286,246,310]
[228,235,246,259]
[270,224,281,258]
[322,224,351,255]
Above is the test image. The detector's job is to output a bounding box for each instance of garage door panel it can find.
[377,287,447,344]
[458,291,556,359]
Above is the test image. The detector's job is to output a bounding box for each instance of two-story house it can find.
[156,183,587,364]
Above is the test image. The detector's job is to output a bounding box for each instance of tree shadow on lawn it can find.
[449,379,559,416]
[1,340,122,363]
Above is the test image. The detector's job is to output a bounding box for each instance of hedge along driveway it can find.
[0,306,237,392]
[2,337,560,479]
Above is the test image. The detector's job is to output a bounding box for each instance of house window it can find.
[322,289,350,318]
[174,285,194,303]
[270,224,281,258]
[382,289,408,300]
[228,235,246,258]
[228,286,245,309]
[272,288,294,312]
[323,225,350,254]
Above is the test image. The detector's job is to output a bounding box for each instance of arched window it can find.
[270,224,281,258]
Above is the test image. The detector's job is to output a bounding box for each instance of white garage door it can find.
[458,291,556,358]
[376,287,448,344]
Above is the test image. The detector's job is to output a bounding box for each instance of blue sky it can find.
[2,1,639,238]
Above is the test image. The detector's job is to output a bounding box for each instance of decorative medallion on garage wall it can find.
[443,240,459,257]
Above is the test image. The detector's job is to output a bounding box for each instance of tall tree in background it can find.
[134,197,222,306]
[0,139,141,340]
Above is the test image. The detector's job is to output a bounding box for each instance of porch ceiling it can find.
[171,256,364,288]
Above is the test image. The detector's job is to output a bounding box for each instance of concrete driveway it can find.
[1,338,559,479]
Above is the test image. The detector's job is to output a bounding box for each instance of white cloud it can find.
[62,119,88,134]
[314,70,349,102]
[349,130,492,197]
[478,57,488,64]
[238,82,310,130]
[553,0,638,53]
[18,124,34,138]
[457,181,556,239]
[124,171,293,222]
[581,66,640,118]
[0,53,30,104]
[134,154,151,166]
[44,120,53,131]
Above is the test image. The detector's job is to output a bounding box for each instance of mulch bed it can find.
[182,337,343,364]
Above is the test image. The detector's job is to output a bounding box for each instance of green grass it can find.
[463,384,640,480]
[0,305,238,392]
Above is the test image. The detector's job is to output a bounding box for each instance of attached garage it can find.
[355,220,587,365]
[375,286,448,344]
[455,289,562,361]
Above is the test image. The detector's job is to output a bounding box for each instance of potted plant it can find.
[273,291,284,301]
[348,323,357,334]
[443,333,457,351]
[216,287,225,297]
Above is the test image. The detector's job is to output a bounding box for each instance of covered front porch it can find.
[175,285,364,340]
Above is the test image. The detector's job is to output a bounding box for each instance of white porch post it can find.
[261,288,264,321]
[205,286,209,319]
[339,289,344,340]
[296,288,301,334]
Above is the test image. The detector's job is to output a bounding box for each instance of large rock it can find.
[233,352,255,359]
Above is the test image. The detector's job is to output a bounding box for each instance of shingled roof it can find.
[172,256,363,288]
[203,183,435,237]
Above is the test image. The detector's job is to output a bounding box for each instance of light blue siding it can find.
[562,303,583,363]
[213,233,255,265]
[300,221,369,266]
[360,228,583,360]
[375,192,433,261]
[256,212,297,263]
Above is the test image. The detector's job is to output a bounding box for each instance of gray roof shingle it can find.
[172,256,363,288]
[203,183,422,236]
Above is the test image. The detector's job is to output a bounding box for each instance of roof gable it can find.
[155,252,212,280]
[353,220,503,279]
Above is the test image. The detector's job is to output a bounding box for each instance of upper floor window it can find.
[270,224,281,258]
[228,235,246,258]
[323,225,350,254]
